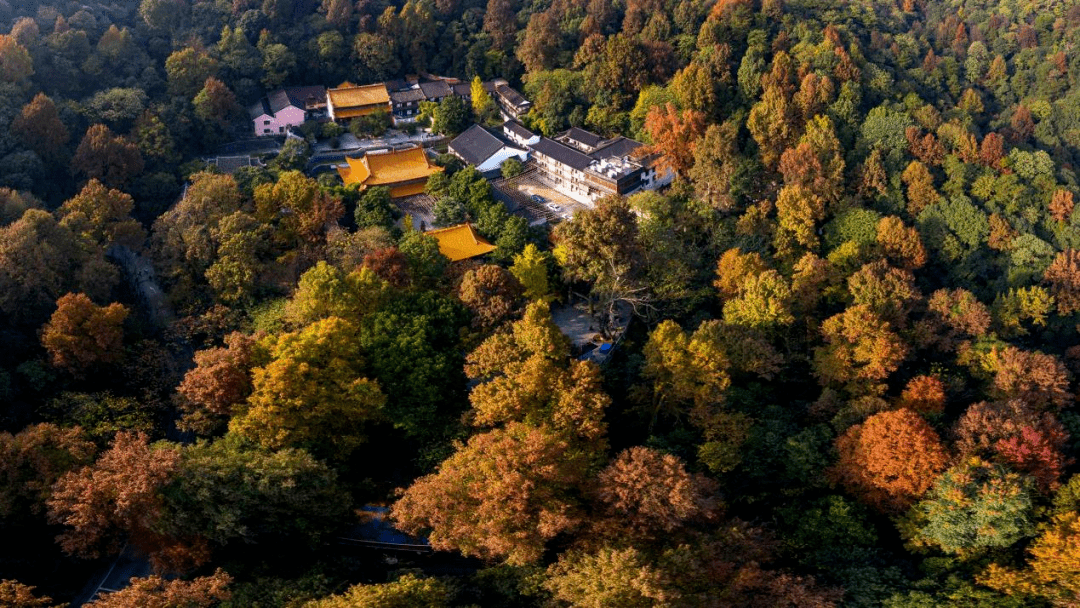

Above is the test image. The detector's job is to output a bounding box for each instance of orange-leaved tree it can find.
[643,102,705,178]
[831,408,948,512]
[1044,249,1080,315]
[590,446,719,542]
[85,569,231,608]
[175,332,263,435]
[46,432,202,571]
[392,422,591,565]
[40,293,128,376]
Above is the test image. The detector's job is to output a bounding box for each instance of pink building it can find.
[249,86,327,136]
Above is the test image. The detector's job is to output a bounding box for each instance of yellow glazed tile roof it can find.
[427,223,497,261]
[363,147,438,186]
[338,147,441,197]
[389,181,427,198]
[328,83,390,110]
[334,106,386,119]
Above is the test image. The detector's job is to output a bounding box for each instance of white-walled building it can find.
[529,128,673,205]
[448,125,529,178]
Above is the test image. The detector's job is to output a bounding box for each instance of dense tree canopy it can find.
[8,0,1080,604]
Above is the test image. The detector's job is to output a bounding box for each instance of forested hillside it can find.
[3,0,1080,606]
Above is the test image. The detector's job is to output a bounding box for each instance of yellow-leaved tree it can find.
[228,317,385,460]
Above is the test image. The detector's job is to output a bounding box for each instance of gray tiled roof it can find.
[419,80,453,99]
[503,120,535,140]
[268,86,326,114]
[564,127,604,150]
[390,88,426,103]
[449,124,506,166]
[531,137,593,171]
[249,97,272,120]
[590,136,644,160]
[495,84,530,109]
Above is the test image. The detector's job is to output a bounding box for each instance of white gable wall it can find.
[476,146,529,173]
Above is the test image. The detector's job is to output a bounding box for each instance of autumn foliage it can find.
[990,347,1072,410]
[898,375,946,415]
[590,446,719,541]
[832,408,949,512]
[84,570,231,608]
[954,400,1071,492]
[392,422,590,565]
[46,432,189,568]
[40,293,129,376]
[982,511,1080,604]
[175,332,261,434]
[813,304,908,393]
[643,102,706,178]
[1045,249,1080,315]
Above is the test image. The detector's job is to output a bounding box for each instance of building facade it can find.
[528,128,672,204]
[249,86,327,136]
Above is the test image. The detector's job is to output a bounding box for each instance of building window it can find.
[279,126,284,133]
[263,120,271,125]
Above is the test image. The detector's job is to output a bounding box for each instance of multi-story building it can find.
[389,88,426,120]
[502,121,541,148]
[528,127,671,204]
[492,81,532,120]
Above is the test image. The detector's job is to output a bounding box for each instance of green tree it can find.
[397,230,448,286]
[431,95,470,136]
[160,435,351,547]
[554,196,646,332]
[433,197,467,226]
[907,457,1035,556]
[286,262,386,327]
[356,291,467,442]
[353,186,395,231]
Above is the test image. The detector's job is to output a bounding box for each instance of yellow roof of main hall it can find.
[328,82,390,109]
[337,147,441,194]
